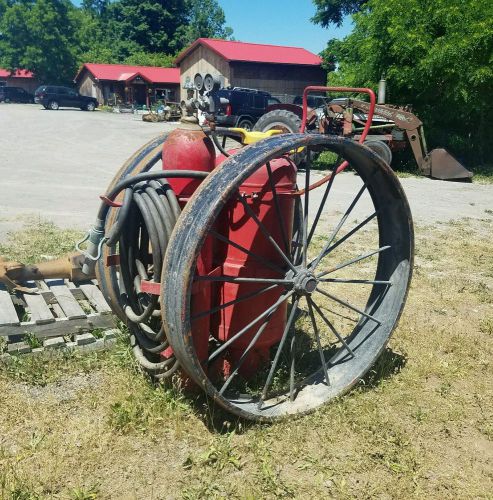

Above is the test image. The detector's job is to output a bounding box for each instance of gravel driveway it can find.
[0,103,491,240]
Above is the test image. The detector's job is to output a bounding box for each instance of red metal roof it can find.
[0,68,34,79]
[175,38,322,66]
[76,64,180,84]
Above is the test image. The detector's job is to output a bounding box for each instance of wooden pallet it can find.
[0,279,115,339]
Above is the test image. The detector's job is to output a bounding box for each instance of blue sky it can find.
[217,1,352,54]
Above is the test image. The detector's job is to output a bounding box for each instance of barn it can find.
[175,38,326,101]
[0,69,39,93]
[74,63,180,106]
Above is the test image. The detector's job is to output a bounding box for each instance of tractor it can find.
[1,75,415,421]
[253,81,472,181]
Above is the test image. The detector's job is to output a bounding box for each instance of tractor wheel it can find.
[253,109,302,134]
[163,134,414,421]
[365,140,393,165]
[237,117,254,131]
[254,109,306,166]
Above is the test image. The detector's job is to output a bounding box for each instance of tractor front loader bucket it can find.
[421,148,473,181]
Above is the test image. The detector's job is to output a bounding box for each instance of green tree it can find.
[176,0,233,47]
[312,0,366,27]
[123,51,174,67]
[105,0,189,55]
[0,0,80,82]
[314,0,493,165]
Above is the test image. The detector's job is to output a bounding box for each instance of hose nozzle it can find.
[76,219,107,276]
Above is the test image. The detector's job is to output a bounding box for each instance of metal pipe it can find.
[378,77,386,104]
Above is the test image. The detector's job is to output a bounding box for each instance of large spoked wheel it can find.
[163,134,414,421]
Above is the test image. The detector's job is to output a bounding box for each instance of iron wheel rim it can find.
[162,134,414,421]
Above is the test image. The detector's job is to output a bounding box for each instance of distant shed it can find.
[0,69,39,92]
[175,38,327,101]
[74,63,181,106]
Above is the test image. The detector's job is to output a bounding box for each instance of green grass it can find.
[312,150,493,183]
[0,219,83,263]
[0,220,491,498]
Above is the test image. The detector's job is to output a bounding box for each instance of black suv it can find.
[211,87,280,130]
[293,95,329,109]
[0,86,34,103]
[34,85,98,111]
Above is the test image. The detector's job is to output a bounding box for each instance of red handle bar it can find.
[296,86,376,194]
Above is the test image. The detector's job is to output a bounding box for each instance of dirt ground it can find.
[0,103,492,241]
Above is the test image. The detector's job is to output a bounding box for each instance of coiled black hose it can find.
[98,170,208,379]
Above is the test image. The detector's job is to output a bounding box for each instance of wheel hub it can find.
[293,270,318,295]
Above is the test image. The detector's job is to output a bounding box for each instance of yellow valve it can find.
[229,128,282,145]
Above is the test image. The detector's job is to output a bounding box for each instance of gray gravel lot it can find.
[0,103,492,241]
[0,104,179,237]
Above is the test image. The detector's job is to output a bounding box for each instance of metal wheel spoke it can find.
[310,298,355,357]
[191,284,278,321]
[307,298,330,387]
[307,163,339,245]
[259,297,300,406]
[211,230,285,275]
[315,211,378,265]
[315,287,381,325]
[302,151,311,267]
[319,278,392,285]
[208,290,295,363]
[266,161,290,254]
[289,330,296,401]
[310,183,368,270]
[218,299,284,396]
[317,245,391,278]
[291,198,303,266]
[195,275,292,285]
[237,195,297,273]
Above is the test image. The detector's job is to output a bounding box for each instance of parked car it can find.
[209,87,280,130]
[34,85,98,111]
[0,86,34,103]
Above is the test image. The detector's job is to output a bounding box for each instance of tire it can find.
[163,134,414,421]
[237,117,254,131]
[254,109,306,166]
[85,102,96,111]
[253,109,302,134]
[5,98,10,104]
[365,140,393,165]
[48,100,59,110]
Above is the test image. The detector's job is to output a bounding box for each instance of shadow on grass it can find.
[358,347,407,390]
[185,346,408,434]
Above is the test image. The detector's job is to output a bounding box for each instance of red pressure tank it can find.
[211,155,297,378]
[162,124,216,364]
[162,127,297,380]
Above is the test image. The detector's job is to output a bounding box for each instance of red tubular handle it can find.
[296,86,376,194]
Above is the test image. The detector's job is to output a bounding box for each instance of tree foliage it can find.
[178,0,234,47]
[0,0,233,81]
[312,0,366,27]
[314,0,493,165]
[0,0,80,82]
